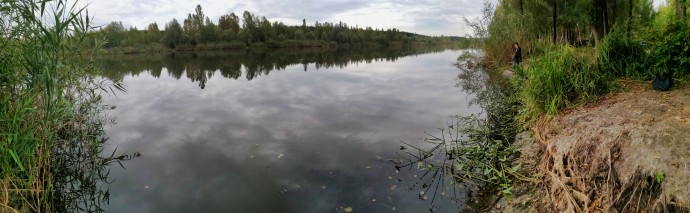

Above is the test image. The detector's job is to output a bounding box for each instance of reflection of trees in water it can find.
[393,50,519,212]
[52,144,140,212]
[99,46,449,89]
[454,50,508,108]
[49,88,140,212]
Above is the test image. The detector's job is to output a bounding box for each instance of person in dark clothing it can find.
[513,42,522,66]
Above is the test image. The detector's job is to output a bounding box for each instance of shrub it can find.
[650,22,690,79]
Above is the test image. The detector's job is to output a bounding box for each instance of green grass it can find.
[516,25,688,123]
[518,45,612,122]
[1,1,119,212]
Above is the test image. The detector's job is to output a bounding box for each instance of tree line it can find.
[95,5,456,51]
[99,46,447,89]
[476,0,688,68]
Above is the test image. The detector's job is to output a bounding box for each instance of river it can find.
[99,47,484,212]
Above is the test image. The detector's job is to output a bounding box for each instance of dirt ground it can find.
[498,81,690,212]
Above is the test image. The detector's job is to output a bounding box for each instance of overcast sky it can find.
[80,0,667,37]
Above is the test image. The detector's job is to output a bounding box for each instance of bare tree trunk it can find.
[628,0,633,39]
[677,0,682,19]
[591,0,607,46]
[683,0,687,19]
[520,0,524,15]
[677,0,686,20]
[592,26,602,46]
[553,0,557,43]
[612,0,617,27]
[604,0,609,35]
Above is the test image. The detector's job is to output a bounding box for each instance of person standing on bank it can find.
[512,42,522,67]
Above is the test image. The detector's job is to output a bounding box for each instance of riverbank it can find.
[496,81,690,212]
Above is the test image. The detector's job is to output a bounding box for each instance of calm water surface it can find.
[101,48,482,212]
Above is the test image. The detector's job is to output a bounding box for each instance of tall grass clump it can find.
[596,29,651,79]
[520,45,611,121]
[1,1,123,212]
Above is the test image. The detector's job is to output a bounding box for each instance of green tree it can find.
[183,14,196,45]
[161,19,183,48]
[181,5,207,46]
[199,17,220,44]
[219,13,240,39]
[260,17,273,41]
[102,21,124,48]
[146,23,161,44]
[242,11,260,43]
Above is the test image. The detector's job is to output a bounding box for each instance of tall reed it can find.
[1,1,119,212]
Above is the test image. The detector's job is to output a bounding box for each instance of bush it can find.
[650,22,690,79]
[520,45,611,120]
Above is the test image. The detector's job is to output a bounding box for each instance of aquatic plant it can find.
[395,74,528,211]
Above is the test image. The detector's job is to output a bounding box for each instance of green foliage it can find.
[597,29,650,79]
[449,82,522,198]
[650,21,690,78]
[102,21,125,48]
[199,17,221,44]
[482,1,526,67]
[520,45,611,119]
[478,0,658,67]
[652,1,678,33]
[146,23,162,43]
[656,172,665,184]
[1,0,124,211]
[161,19,184,48]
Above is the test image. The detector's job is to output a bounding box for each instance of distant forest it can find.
[90,5,472,52]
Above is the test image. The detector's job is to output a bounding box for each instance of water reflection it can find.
[49,96,140,212]
[101,48,477,212]
[99,47,449,89]
[51,148,139,212]
[393,50,520,212]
